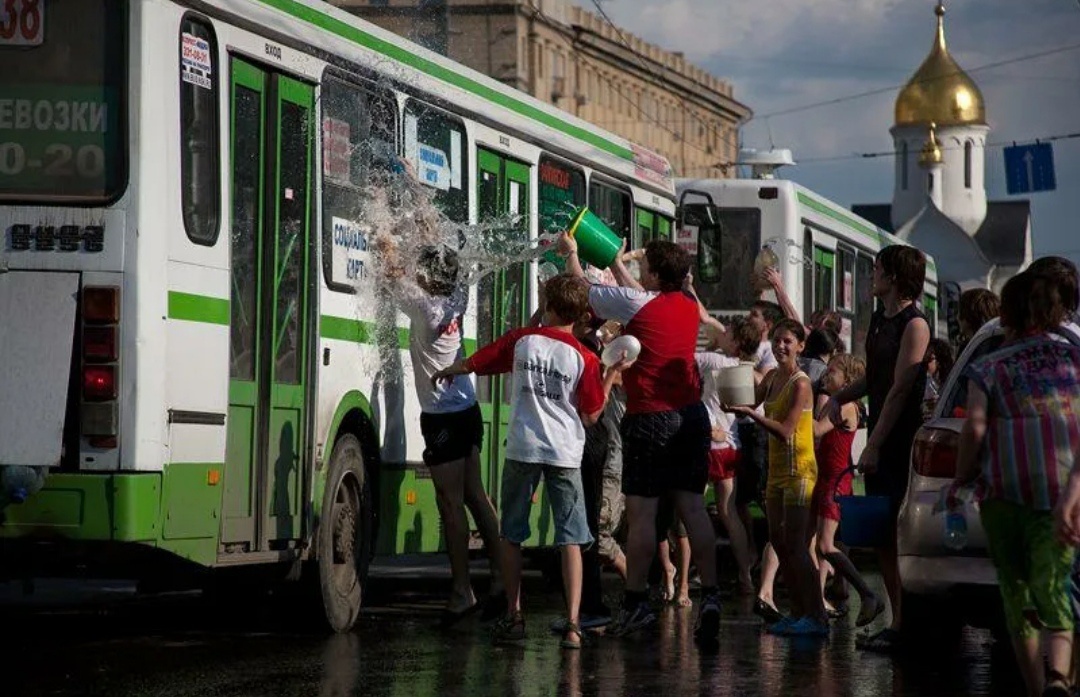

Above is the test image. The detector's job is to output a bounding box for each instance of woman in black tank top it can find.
[824,245,931,652]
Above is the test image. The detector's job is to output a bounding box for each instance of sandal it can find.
[560,622,584,650]
[855,595,885,628]
[827,603,849,620]
[857,627,902,653]
[1042,669,1071,697]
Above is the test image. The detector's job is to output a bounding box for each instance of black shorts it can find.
[420,403,483,467]
[620,402,710,498]
[735,421,767,507]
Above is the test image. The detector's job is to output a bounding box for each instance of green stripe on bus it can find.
[796,191,938,273]
[255,0,633,161]
[168,292,230,325]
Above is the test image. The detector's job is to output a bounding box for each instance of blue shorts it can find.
[500,459,594,547]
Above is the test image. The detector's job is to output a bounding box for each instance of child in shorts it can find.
[433,275,629,649]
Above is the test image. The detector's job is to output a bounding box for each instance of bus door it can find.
[475,149,530,505]
[222,59,314,553]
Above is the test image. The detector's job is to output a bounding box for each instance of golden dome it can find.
[919,123,943,166]
[895,3,985,127]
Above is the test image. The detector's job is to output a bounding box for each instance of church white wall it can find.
[939,125,989,235]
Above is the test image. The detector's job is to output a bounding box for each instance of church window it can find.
[928,173,934,193]
[901,142,909,190]
[964,141,973,189]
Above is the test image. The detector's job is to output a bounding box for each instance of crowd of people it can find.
[376,205,1080,692]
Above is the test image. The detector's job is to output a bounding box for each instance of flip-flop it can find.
[439,601,481,627]
[754,598,785,624]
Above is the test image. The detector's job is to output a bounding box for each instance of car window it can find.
[942,334,1005,416]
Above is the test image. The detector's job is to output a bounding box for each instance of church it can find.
[852,3,1032,299]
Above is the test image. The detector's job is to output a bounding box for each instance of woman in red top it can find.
[813,355,884,627]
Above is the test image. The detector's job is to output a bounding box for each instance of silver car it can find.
[896,320,1006,634]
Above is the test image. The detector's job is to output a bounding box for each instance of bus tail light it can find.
[83,286,120,324]
[83,326,118,362]
[911,427,959,479]
[82,366,117,401]
[80,285,120,449]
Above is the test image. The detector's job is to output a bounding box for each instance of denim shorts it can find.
[500,459,594,547]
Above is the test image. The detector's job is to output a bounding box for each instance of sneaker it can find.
[492,612,525,646]
[693,592,722,642]
[549,614,611,634]
[782,616,830,637]
[607,601,657,637]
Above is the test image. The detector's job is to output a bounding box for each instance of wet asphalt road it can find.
[2,567,1020,697]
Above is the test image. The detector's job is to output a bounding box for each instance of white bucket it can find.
[717,363,755,406]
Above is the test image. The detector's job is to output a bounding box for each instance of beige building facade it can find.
[330,0,752,178]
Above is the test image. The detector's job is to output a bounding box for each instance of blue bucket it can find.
[835,467,893,548]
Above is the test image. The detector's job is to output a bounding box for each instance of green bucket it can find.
[568,206,622,269]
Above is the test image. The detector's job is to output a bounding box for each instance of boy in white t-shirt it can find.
[433,276,629,650]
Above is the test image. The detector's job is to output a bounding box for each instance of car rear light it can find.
[911,427,959,479]
[83,286,120,324]
[82,365,117,401]
[83,326,118,362]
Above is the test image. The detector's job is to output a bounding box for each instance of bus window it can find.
[404,102,468,224]
[180,15,221,245]
[588,180,631,241]
[854,252,874,356]
[803,228,814,321]
[837,246,856,313]
[538,155,585,237]
[923,293,938,334]
[320,75,397,292]
[636,208,655,248]
[0,1,127,203]
[813,248,835,313]
[657,215,672,240]
[693,207,760,312]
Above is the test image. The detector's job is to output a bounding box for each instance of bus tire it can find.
[317,434,372,632]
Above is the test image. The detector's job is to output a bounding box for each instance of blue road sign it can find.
[1004,142,1056,194]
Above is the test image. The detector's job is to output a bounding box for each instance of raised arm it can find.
[610,244,644,291]
[763,267,802,325]
[686,273,724,335]
[556,232,589,283]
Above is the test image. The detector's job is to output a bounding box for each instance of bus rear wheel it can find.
[317,434,372,632]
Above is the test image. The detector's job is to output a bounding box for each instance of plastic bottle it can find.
[1,465,46,504]
[943,501,969,551]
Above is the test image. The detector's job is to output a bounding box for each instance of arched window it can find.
[964,141,973,189]
[928,173,934,193]
[901,141,909,190]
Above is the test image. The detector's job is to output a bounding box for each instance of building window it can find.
[964,140,973,189]
[900,141,908,190]
[928,173,934,193]
[179,15,221,246]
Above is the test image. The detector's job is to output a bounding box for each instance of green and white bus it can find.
[0,0,676,630]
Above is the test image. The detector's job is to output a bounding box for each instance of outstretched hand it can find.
[430,369,454,388]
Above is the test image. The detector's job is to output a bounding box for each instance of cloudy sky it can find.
[583,0,1080,262]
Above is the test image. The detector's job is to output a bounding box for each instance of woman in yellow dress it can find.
[726,318,828,637]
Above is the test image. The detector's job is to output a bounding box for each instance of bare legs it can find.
[430,447,504,611]
[1014,631,1073,697]
[715,478,754,593]
[765,497,826,624]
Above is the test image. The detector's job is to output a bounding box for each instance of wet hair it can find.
[416,245,460,296]
[958,288,1000,335]
[770,317,807,344]
[1028,255,1079,315]
[1000,272,1068,335]
[750,300,785,327]
[732,316,762,360]
[925,338,954,383]
[809,309,843,335]
[544,274,591,325]
[876,245,926,302]
[804,328,841,361]
[643,240,692,292]
[828,354,865,389]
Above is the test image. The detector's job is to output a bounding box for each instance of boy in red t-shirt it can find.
[433,276,629,649]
